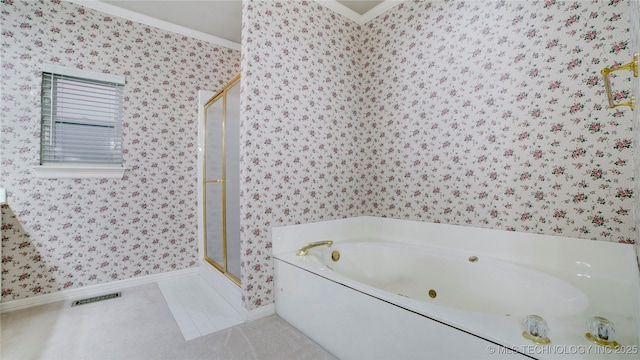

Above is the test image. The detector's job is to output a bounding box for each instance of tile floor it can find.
[157,274,244,340]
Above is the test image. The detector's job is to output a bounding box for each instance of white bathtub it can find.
[273,217,640,359]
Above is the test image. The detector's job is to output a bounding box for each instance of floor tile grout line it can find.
[178,279,217,334]
[184,276,241,333]
[157,273,245,341]
[171,278,209,336]
[157,279,203,340]
[191,277,243,326]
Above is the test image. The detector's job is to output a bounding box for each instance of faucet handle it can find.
[585,316,620,349]
[522,315,551,344]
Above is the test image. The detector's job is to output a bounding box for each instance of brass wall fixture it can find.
[428,289,437,299]
[468,255,478,263]
[296,240,333,256]
[600,53,638,111]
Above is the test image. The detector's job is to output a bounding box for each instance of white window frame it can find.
[33,64,127,179]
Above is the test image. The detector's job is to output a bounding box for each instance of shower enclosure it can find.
[202,75,241,285]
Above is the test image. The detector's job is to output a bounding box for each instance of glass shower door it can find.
[203,75,241,285]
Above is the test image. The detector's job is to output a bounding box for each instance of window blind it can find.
[40,72,124,165]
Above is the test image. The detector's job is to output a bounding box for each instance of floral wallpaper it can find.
[241,0,634,310]
[1,0,240,301]
[361,0,634,241]
[240,0,366,308]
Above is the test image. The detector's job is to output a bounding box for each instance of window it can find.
[34,65,126,178]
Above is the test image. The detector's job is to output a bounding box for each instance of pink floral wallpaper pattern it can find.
[1,0,239,301]
[361,0,634,240]
[240,0,366,308]
[240,0,634,309]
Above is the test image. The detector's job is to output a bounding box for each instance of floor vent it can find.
[72,292,122,307]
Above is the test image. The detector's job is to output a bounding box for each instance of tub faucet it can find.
[296,240,333,256]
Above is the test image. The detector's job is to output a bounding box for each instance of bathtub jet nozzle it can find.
[296,240,333,256]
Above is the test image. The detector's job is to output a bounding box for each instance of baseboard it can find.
[0,267,199,313]
[247,303,276,321]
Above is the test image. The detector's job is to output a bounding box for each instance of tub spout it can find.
[296,240,333,256]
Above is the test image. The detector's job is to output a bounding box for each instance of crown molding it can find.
[63,1,402,48]
[314,0,404,25]
[64,0,241,51]
[361,1,404,24]
[314,0,363,23]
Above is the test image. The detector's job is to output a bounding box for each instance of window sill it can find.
[33,165,127,179]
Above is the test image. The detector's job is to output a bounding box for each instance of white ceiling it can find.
[336,1,385,14]
[91,0,388,45]
[101,1,244,43]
